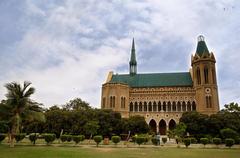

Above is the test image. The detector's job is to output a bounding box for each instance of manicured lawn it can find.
[0,145,239,158]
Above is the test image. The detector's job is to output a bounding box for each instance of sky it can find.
[0,0,239,109]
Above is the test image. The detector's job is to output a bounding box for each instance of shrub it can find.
[111,136,121,145]
[132,136,136,143]
[151,137,158,146]
[234,137,240,144]
[135,136,145,146]
[80,135,85,142]
[213,138,221,146]
[93,135,103,147]
[43,133,56,145]
[72,135,82,144]
[29,133,38,145]
[66,135,72,142]
[60,135,68,142]
[0,133,6,143]
[183,138,191,148]
[190,138,197,144]
[220,128,238,140]
[162,137,167,144]
[15,133,26,143]
[225,138,235,148]
[200,138,209,147]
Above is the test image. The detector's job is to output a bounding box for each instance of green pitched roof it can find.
[196,36,209,57]
[109,72,193,87]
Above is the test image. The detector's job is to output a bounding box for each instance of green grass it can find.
[0,145,239,158]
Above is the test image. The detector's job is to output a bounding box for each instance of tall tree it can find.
[0,81,45,147]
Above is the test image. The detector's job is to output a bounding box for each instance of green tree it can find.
[222,102,240,112]
[0,81,45,147]
[63,98,91,111]
[83,121,99,139]
[127,116,149,134]
[173,122,187,139]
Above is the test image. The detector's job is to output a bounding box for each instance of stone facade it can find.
[101,36,219,134]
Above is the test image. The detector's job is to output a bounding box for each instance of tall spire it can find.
[196,35,210,57]
[129,38,137,75]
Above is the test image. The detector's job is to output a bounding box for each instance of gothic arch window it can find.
[192,101,196,111]
[187,101,191,111]
[139,102,143,112]
[112,96,115,108]
[153,101,157,112]
[182,101,186,111]
[121,97,123,108]
[123,97,126,108]
[148,102,152,112]
[163,101,166,111]
[167,101,171,112]
[212,69,216,84]
[204,66,209,84]
[110,96,112,108]
[144,102,147,111]
[130,102,133,111]
[158,101,161,111]
[172,101,176,111]
[206,96,212,108]
[196,67,201,85]
[134,102,138,112]
[102,97,106,108]
[177,101,181,111]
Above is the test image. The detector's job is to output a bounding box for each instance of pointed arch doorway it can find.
[159,119,167,135]
[149,119,157,134]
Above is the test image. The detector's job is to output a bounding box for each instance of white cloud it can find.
[0,0,239,108]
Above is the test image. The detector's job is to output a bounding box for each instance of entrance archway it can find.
[149,119,157,134]
[168,119,176,130]
[159,119,166,135]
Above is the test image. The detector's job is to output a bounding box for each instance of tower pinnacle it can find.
[129,38,137,75]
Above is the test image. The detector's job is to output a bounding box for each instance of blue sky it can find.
[0,0,239,108]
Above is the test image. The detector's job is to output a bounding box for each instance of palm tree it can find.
[0,81,45,147]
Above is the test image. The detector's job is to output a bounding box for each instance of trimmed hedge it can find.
[0,133,6,143]
[72,135,82,144]
[151,137,158,146]
[43,133,56,145]
[213,138,221,146]
[190,138,197,144]
[15,133,26,143]
[162,137,167,144]
[225,138,235,148]
[200,138,209,147]
[183,138,191,148]
[93,135,103,147]
[29,133,38,145]
[135,136,145,146]
[111,136,121,145]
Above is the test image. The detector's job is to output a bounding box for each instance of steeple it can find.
[196,35,210,57]
[129,38,137,75]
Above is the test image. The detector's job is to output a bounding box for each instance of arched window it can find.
[148,102,152,112]
[206,96,212,108]
[192,101,196,111]
[204,66,209,84]
[212,69,216,84]
[163,102,166,111]
[112,96,115,108]
[187,101,191,111]
[134,102,138,112]
[182,101,186,111]
[167,101,171,112]
[144,102,147,111]
[110,96,112,108]
[121,97,126,109]
[197,67,201,85]
[139,102,142,112]
[102,97,106,108]
[130,102,133,111]
[177,101,181,111]
[153,101,157,112]
[172,101,176,111]
[158,101,161,111]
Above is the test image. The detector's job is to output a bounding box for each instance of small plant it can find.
[225,138,235,148]
[60,135,68,142]
[183,138,191,148]
[234,137,240,144]
[72,135,82,144]
[0,133,6,143]
[190,138,197,144]
[29,133,38,145]
[135,136,145,146]
[151,137,158,146]
[162,137,167,144]
[111,136,121,145]
[213,138,221,147]
[93,135,103,147]
[43,133,56,145]
[200,138,209,147]
[66,135,72,142]
[15,133,26,143]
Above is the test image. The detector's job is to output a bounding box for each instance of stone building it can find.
[101,36,219,135]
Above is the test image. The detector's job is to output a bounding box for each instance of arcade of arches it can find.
[148,119,176,135]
